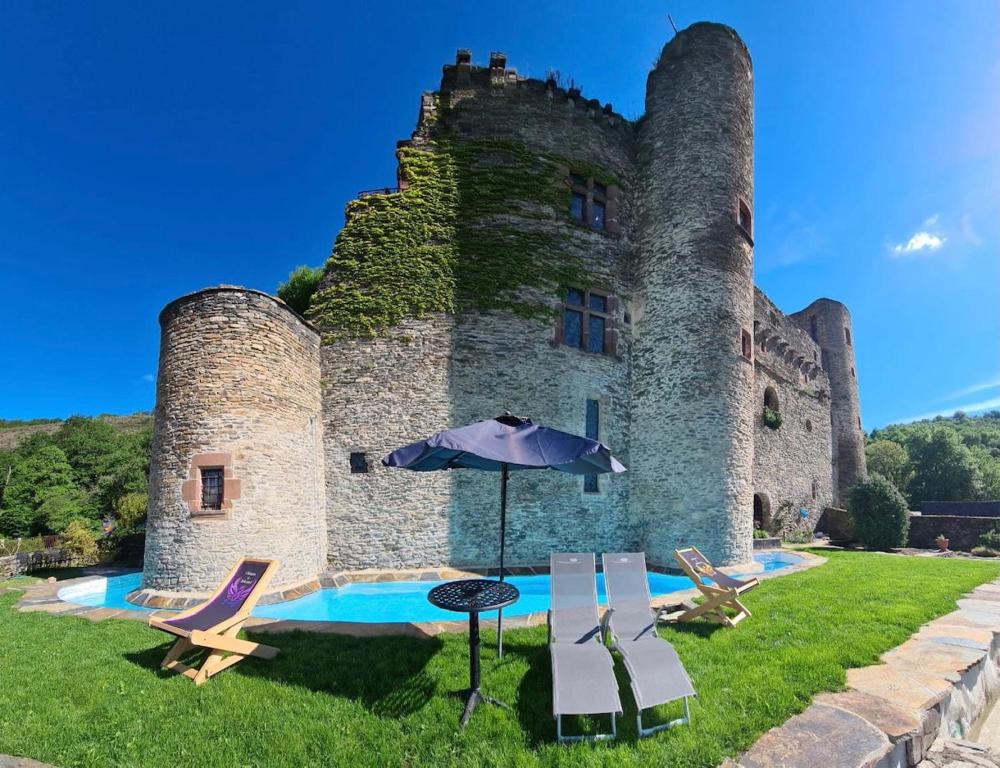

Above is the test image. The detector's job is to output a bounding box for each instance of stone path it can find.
[729,575,1000,767]
[0,756,55,768]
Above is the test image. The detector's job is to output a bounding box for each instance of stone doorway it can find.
[753,493,771,531]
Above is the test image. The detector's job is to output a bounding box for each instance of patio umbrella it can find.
[383,413,627,656]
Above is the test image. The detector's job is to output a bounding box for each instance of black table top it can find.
[427,579,520,614]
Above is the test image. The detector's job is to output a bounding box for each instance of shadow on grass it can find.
[125,629,444,718]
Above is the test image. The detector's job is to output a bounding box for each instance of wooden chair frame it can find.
[669,547,758,628]
[148,558,279,685]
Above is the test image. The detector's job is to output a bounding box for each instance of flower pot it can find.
[936,538,950,552]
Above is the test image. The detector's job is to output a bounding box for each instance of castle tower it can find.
[138,287,327,604]
[791,299,867,504]
[631,23,756,566]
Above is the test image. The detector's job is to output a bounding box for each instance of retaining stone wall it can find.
[909,515,1000,551]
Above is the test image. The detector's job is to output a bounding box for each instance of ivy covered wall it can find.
[307,136,619,342]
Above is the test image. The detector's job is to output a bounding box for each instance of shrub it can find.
[979,523,1000,551]
[972,546,1000,558]
[277,265,324,315]
[763,407,783,430]
[753,528,770,539]
[848,474,910,551]
[784,529,814,545]
[112,491,147,532]
[59,519,98,564]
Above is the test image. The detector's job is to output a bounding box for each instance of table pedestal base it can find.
[449,688,510,727]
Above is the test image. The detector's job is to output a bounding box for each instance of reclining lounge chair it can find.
[673,546,758,627]
[148,557,279,685]
[602,552,696,737]
[549,553,623,742]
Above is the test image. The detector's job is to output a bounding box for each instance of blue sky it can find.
[0,0,997,428]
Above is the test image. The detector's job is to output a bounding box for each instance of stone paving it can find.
[730,575,1000,767]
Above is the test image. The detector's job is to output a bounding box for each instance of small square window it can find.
[200,467,224,511]
[570,192,586,222]
[587,315,606,353]
[563,309,583,348]
[349,452,369,474]
[584,474,599,493]
[592,182,607,198]
[588,293,607,313]
[569,173,587,188]
[590,200,606,230]
[738,199,752,237]
[565,287,585,307]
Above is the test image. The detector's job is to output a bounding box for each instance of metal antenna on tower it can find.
[667,13,679,35]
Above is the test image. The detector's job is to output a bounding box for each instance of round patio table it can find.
[427,578,520,726]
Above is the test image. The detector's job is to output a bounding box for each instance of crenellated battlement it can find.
[436,49,632,130]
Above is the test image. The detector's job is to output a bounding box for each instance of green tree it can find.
[0,445,78,536]
[52,416,121,491]
[37,487,90,533]
[112,491,147,532]
[277,265,324,315]
[865,439,913,495]
[907,428,980,505]
[972,447,1000,501]
[849,473,911,550]
[60,519,98,563]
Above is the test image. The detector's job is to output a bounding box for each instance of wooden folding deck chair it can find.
[669,547,758,628]
[148,557,279,685]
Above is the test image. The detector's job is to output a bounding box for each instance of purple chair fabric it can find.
[163,560,270,633]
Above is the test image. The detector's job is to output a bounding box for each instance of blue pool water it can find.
[58,551,803,624]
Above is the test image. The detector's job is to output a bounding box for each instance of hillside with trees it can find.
[867,411,1000,507]
[0,414,153,547]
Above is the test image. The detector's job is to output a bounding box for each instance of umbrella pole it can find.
[497,462,508,658]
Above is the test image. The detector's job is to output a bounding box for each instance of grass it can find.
[0,550,997,768]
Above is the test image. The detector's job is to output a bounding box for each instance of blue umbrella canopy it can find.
[383,413,626,657]
[382,414,627,475]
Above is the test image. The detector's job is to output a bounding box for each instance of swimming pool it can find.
[58,551,803,624]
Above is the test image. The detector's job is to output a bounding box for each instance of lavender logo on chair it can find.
[223,575,258,607]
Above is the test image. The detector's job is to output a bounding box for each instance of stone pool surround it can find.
[16,550,823,638]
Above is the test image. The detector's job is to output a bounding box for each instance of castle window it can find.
[738,198,752,239]
[349,452,369,474]
[809,316,819,342]
[764,387,779,411]
[806,419,813,432]
[591,199,606,230]
[559,287,614,355]
[741,329,753,361]
[584,399,600,493]
[200,467,224,511]
[567,171,616,232]
[811,480,818,501]
[844,327,852,346]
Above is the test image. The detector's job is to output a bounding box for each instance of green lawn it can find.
[1,551,997,768]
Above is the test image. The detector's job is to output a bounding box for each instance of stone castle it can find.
[140,22,867,603]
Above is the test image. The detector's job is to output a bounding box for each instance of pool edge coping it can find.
[11,550,826,637]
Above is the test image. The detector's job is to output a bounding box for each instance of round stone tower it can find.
[631,23,756,566]
[137,287,327,605]
[792,298,867,504]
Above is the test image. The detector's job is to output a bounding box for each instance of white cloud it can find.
[895,395,1000,424]
[942,375,1000,402]
[889,214,947,257]
[142,373,155,383]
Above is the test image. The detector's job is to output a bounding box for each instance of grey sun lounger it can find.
[549,552,623,742]
[602,552,696,737]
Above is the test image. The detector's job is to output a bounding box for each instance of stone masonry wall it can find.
[752,288,834,535]
[630,23,756,567]
[321,51,638,571]
[791,298,867,504]
[909,515,1000,551]
[144,288,327,594]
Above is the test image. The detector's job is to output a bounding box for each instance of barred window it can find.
[200,467,224,511]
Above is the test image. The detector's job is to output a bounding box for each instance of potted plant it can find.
[935,533,950,552]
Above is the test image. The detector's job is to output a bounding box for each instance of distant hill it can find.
[0,412,154,452]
